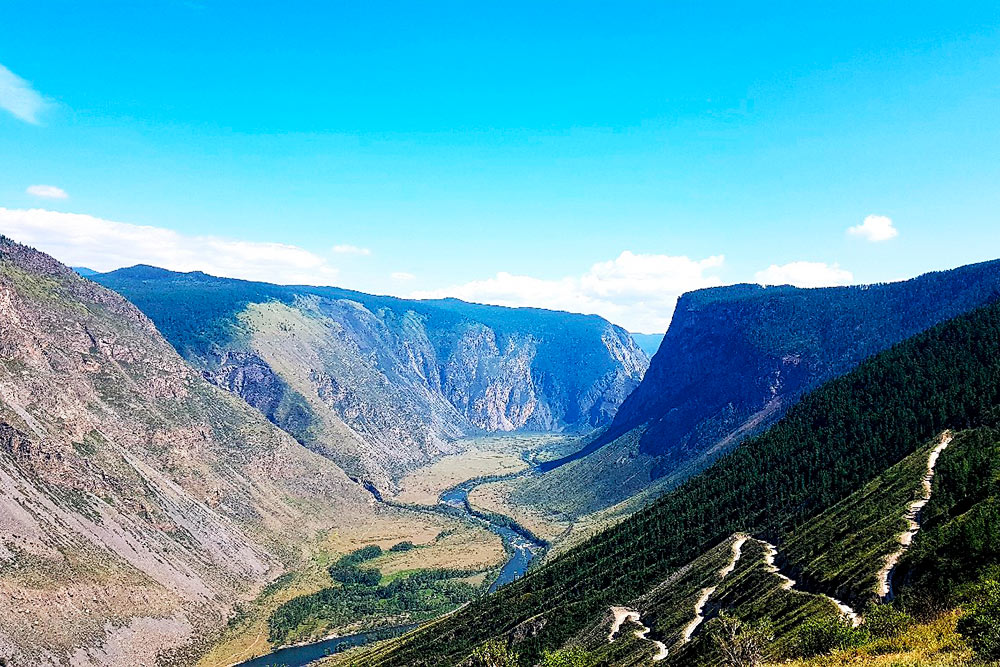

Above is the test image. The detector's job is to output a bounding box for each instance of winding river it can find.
[439,483,546,593]
[236,625,415,667]
[236,470,545,666]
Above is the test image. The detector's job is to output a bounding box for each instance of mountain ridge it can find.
[91,265,648,490]
[347,290,1000,666]
[516,258,1000,516]
[0,236,386,665]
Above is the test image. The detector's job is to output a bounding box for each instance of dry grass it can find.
[392,449,527,506]
[773,611,979,667]
[468,478,571,543]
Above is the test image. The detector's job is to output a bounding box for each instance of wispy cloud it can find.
[0,208,340,284]
[412,251,725,332]
[847,214,898,242]
[332,244,371,256]
[391,271,415,281]
[0,64,49,124]
[755,261,853,287]
[26,184,68,199]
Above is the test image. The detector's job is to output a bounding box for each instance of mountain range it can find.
[4,234,1000,666]
[347,270,1000,666]
[0,237,380,665]
[91,266,648,492]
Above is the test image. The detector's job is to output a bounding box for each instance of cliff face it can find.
[0,238,373,665]
[92,269,648,490]
[515,260,1000,516]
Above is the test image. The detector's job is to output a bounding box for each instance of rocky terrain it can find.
[92,268,648,491]
[0,237,381,665]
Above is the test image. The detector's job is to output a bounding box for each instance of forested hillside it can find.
[92,266,647,489]
[518,259,1000,517]
[352,299,1000,665]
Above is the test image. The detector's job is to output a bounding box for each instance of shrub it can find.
[794,615,866,657]
[862,603,912,639]
[956,580,1000,660]
[390,540,416,552]
[711,613,775,667]
[339,545,383,565]
[328,565,381,586]
[470,638,519,667]
[539,646,593,666]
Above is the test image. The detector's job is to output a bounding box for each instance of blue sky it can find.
[1,1,999,331]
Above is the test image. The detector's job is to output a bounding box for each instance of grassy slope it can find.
[774,612,975,667]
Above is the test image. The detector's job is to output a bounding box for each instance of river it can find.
[235,624,416,667]
[438,484,545,593]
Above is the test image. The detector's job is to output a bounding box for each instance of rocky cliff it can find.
[0,238,375,665]
[514,259,1000,516]
[92,269,648,490]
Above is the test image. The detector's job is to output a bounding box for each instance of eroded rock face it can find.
[93,268,650,487]
[0,237,372,665]
[521,260,1000,516]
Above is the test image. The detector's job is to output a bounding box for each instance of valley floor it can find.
[198,433,578,666]
[197,508,504,666]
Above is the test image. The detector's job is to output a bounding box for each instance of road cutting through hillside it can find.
[608,607,668,661]
[679,534,748,643]
[606,432,955,656]
[758,539,861,626]
[876,431,953,602]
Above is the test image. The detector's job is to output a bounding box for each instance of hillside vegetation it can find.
[344,299,1000,665]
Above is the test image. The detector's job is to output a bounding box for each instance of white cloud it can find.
[755,261,853,288]
[0,208,339,285]
[412,251,725,332]
[391,271,415,281]
[0,64,48,124]
[26,184,68,199]
[847,214,898,242]
[331,244,371,256]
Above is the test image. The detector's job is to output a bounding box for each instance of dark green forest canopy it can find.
[371,301,1000,665]
[92,265,624,369]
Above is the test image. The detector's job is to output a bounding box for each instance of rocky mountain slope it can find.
[0,237,381,665]
[92,267,647,490]
[516,259,1000,516]
[343,295,1000,666]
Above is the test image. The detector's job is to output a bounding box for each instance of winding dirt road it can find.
[608,606,668,661]
[758,539,860,626]
[876,431,953,602]
[607,431,954,656]
[680,534,748,643]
